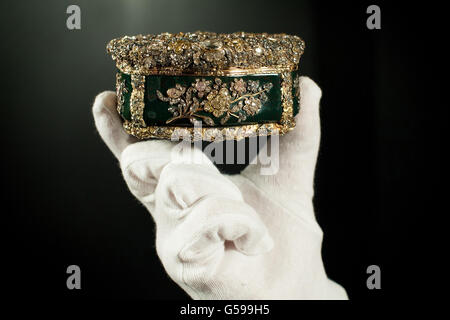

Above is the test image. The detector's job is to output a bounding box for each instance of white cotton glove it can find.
[92,76,348,300]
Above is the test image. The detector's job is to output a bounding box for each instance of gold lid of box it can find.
[107,31,305,76]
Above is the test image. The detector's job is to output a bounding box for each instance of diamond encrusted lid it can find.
[107,31,305,76]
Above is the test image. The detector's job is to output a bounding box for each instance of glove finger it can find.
[288,76,322,154]
[122,140,273,260]
[155,198,273,299]
[121,140,215,208]
[174,199,273,262]
[152,162,273,258]
[240,76,321,201]
[276,76,322,192]
[92,91,138,159]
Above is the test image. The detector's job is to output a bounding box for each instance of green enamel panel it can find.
[145,74,281,126]
[118,73,132,121]
[118,71,300,127]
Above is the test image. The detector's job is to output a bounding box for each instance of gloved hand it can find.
[92,76,348,300]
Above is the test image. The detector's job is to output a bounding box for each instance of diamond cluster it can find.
[107,31,305,76]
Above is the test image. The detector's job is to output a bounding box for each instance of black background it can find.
[1,0,443,301]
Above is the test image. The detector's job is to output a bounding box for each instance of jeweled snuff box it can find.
[107,31,304,141]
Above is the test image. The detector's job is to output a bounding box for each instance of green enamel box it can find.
[107,32,304,141]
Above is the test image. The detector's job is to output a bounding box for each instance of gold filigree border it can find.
[129,75,146,128]
[122,66,297,77]
[121,72,295,141]
[280,72,295,129]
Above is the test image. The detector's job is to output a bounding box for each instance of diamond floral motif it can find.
[203,88,232,118]
[156,78,273,126]
[243,96,262,116]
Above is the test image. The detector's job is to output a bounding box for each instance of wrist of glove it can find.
[92,76,348,300]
